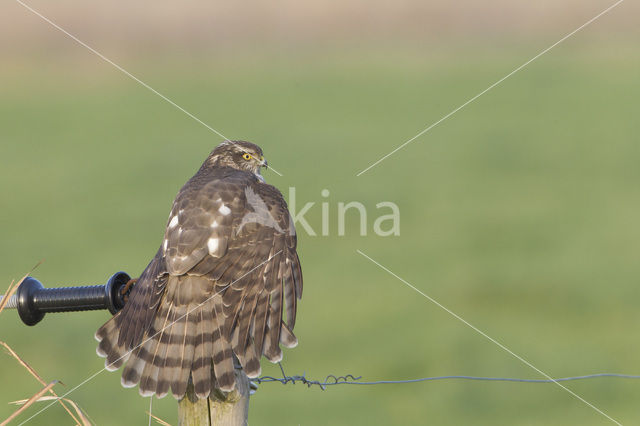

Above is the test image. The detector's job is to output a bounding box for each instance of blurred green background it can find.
[1,1,639,425]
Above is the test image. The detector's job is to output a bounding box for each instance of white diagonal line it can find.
[356,249,621,425]
[356,0,625,176]
[148,396,153,426]
[19,250,282,425]
[267,165,284,177]
[14,0,229,140]
[15,0,287,178]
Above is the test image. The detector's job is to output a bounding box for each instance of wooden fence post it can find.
[178,364,250,426]
[178,364,249,426]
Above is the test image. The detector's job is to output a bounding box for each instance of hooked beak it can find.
[261,157,268,169]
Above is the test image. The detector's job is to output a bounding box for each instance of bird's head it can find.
[206,140,268,181]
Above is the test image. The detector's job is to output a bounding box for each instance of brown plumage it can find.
[95,141,302,399]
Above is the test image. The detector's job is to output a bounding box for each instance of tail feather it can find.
[121,346,146,388]
[212,297,236,391]
[264,288,283,362]
[232,291,261,377]
[229,323,259,378]
[291,252,303,296]
[280,321,298,348]
[235,292,258,355]
[251,291,269,359]
[147,301,179,398]
[262,324,282,362]
[192,300,214,398]
[283,261,297,327]
[263,310,283,363]
[240,337,261,378]
[117,254,167,350]
[95,314,131,371]
[222,286,245,332]
[170,307,197,399]
[135,322,166,396]
[142,301,175,398]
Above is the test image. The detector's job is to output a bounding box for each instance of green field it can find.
[1,44,639,425]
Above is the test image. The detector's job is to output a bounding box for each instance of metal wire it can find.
[254,372,640,391]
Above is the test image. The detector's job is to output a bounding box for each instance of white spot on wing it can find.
[163,239,168,251]
[211,219,219,228]
[207,238,219,254]
[219,204,231,215]
[168,215,179,228]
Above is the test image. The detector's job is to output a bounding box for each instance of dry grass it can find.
[0,266,92,426]
[0,261,42,315]
[146,411,173,426]
[8,396,92,426]
[1,381,58,426]
[0,280,19,315]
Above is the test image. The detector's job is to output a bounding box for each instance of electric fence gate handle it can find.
[0,272,132,326]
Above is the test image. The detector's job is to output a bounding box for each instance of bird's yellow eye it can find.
[242,153,252,161]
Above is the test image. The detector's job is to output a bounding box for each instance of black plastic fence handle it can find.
[5,271,131,326]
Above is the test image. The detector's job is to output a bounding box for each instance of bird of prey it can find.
[95,141,302,399]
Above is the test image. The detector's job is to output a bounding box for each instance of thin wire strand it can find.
[266,165,284,177]
[14,0,228,140]
[355,0,625,176]
[356,249,621,425]
[13,0,286,179]
[148,397,153,426]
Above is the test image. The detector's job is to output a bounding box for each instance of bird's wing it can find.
[177,177,302,387]
[97,171,303,399]
[163,177,238,276]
